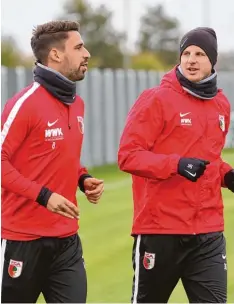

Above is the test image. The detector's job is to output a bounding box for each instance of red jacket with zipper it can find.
[118,67,232,235]
[1,82,88,240]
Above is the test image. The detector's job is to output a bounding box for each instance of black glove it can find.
[178,158,210,182]
[224,169,234,192]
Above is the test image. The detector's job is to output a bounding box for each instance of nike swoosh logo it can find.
[222,254,226,259]
[180,112,191,117]
[48,119,58,127]
[185,170,196,177]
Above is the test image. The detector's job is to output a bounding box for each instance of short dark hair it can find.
[31,20,80,64]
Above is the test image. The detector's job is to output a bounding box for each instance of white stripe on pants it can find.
[133,235,141,304]
[1,240,7,299]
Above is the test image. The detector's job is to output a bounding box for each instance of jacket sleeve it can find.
[118,89,181,180]
[78,166,92,193]
[1,100,43,200]
[76,97,92,192]
[220,107,233,187]
[78,166,89,178]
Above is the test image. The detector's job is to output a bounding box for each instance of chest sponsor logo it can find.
[180,111,192,126]
[45,127,64,141]
[181,118,192,125]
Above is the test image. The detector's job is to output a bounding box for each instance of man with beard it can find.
[118,27,234,303]
[1,20,104,303]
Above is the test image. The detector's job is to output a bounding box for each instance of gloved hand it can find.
[178,158,210,182]
[224,169,234,192]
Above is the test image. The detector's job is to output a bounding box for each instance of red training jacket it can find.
[1,82,88,240]
[118,67,232,235]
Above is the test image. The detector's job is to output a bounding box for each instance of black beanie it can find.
[180,27,218,67]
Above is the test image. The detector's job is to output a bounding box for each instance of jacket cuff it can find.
[36,186,53,207]
[224,169,234,192]
[78,174,92,193]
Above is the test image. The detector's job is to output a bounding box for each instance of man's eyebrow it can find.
[74,42,84,48]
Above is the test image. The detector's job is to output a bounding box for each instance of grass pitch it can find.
[38,149,234,303]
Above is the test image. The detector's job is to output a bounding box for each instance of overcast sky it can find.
[1,0,234,55]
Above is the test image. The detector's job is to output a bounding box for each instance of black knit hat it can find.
[180,27,218,67]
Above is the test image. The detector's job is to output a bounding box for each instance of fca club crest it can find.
[8,259,23,278]
[77,116,84,134]
[143,252,155,270]
[219,115,225,132]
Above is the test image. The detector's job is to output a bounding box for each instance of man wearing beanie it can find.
[118,27,234,303]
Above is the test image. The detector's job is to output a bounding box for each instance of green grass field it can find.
[38,149,234,303]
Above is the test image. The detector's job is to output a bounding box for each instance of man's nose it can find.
[187,54,196,63]
[84,48,91,59]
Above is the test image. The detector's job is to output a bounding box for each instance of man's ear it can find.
[48,48,63,63]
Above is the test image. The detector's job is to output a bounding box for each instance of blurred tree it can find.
[62,0,125,69]
[1,36,23,67]
[22,55,35,69]
[138,4,181,67]
[131,52,165,71]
